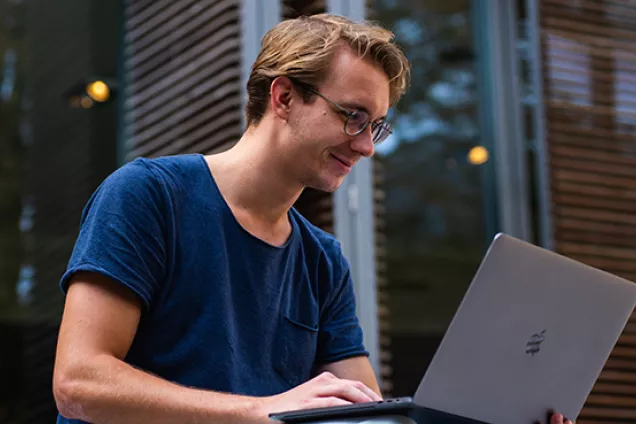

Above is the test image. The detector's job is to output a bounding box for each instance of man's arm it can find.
[53,272,381,424]
[316,357,381,398]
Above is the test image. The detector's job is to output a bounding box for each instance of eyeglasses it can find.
[294,82,393,145]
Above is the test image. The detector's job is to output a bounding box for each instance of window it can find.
[0,1,120,421]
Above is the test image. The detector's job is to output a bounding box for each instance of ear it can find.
[270,77,295,121]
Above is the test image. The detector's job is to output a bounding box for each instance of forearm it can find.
[54,354,266,424]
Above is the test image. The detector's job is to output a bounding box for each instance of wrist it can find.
[242,395,272,424]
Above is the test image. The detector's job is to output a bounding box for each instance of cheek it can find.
[292,111,346,151]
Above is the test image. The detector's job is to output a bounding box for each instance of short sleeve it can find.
[316,249,369,365]
[60,159,168,311]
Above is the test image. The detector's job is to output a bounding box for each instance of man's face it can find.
[287,48,391,193]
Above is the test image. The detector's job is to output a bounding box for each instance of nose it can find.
[349,126,375,157]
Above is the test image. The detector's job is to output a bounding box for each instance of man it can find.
[52,13,572,424]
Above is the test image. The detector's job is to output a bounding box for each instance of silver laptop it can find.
[413,233,636,424]
[271,233,636,424]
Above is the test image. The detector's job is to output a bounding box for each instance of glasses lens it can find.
[345,111,369,135]
[372,122,392,144]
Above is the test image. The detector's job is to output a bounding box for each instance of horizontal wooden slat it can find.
[552,169,635,190]
[605,358,636,371]
[543,34,636,65]
[553,193,636,215]
[546,53,636,78]
[594,369,636,384]
[542,16,636,45]
[586,394,636,408]
[548,123,636,145]
[590,381,636,396]
[546,81,636,107]
[548,63,636,85]
[557,242,636,262]
[542,3,636,31]
[615,334,636,348]
[551,157,636,180]
[578,406,636,420]
[542,0,636,20]
[548,99,636,120]
[554,205,636,225]
[555,182,636,203]
[556,231,636,252]
[551,145,636,167]
[548,109,636,131]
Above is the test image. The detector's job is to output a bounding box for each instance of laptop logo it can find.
[526,329,547,356]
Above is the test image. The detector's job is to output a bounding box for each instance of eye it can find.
[348,111,368,126]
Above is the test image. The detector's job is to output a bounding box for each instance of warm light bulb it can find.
[468,146,489,165]
[86,80,110,102]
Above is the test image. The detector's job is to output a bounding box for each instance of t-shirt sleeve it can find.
[60,159,168,311]
[316,249,369,365]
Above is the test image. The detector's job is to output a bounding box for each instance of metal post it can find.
[240,0,282,130]
[474,0,533,242]
[527,0,554,250]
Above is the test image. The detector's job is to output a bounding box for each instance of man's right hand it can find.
[258,371,382,419]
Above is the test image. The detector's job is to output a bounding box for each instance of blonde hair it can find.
[245,13,410,127]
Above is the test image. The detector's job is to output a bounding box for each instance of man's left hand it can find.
[549,412,573,424]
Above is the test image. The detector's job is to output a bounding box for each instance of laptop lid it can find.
[413,233,636,424]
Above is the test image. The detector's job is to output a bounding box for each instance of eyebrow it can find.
[341,102,387,121]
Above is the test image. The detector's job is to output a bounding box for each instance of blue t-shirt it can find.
[57,154,367,423]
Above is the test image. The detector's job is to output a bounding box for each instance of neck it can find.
[205,123,303,225]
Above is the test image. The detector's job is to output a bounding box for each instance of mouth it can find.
[330,153,354,170]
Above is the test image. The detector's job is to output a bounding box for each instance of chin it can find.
[307,176,345,193]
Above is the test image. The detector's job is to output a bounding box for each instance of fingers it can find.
[316,380,374,403]
[550,412,573,424]
[344,379,382,402]
[312,372,380,403]
[306,396,353,409]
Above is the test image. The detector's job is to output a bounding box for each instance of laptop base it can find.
[269,398,490,423]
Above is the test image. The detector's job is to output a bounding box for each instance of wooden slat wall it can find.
[122,0,242,159]
[541,1,636,422]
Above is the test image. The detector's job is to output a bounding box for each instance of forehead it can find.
[320,48,390,116]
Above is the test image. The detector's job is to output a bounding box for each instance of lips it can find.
[331,153,355,168]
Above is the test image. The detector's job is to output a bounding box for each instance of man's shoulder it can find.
[107,154,204,192]
[119,153,202,178]
[290,208,344,264]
